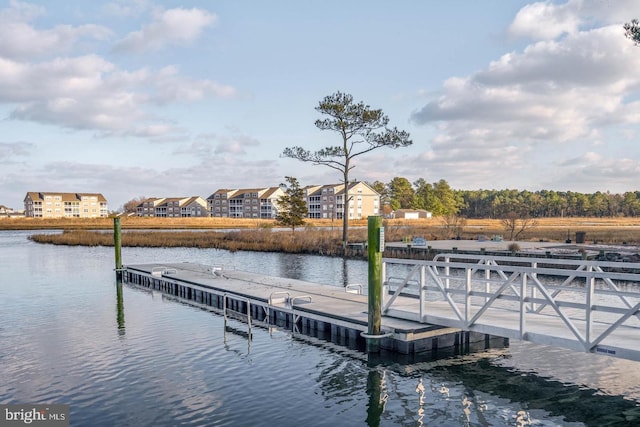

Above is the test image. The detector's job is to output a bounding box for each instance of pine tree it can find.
[275,176,308,232]
[282,91,412,251]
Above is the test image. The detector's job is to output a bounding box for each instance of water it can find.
[1,230,640,426]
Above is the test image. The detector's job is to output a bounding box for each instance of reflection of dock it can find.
[123,263,507,355]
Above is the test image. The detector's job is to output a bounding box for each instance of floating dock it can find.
[122,262,507,355]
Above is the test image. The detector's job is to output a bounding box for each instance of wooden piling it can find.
[113,217,122,280]
[366,216,383,352]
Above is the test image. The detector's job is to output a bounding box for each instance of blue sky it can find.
[1,0,640,211]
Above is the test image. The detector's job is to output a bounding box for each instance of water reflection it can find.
[115,280,125,335]
[223,321,252,355]
[365,368,387,427]
[413,356,640,426]
[415,378,425,426]
[277,253,305,280]
[342,257,350,287]
[5,231,640,426]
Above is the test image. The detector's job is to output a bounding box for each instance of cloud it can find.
[508,1,581,40]
[32,157,282,209]
[545,151,640,191]
[214,133,260,155]
[0,55,236,137]
[0,2,234,139]
[508,0,640,41]
[0,141,35,164]
[114,7,216,53]
[173,140,215,158]
[172,131,262,158]
[411,16,640,168]
[101,0,152,18]
[150,66,237,102]
[0,1,112,60]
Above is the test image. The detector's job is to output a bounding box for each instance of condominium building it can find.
[206,187,285,219]
[23,192,108,218]
[135,197,208,217]
[305,181,379,220]
[206,181,379,220]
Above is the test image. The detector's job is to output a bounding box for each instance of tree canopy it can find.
[367,176,640,219]
[624,19,640,45]
[275,176,308,232]
[121,195,147,213]
[282,91,412,251]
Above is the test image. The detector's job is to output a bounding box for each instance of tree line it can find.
[370,177,640,218]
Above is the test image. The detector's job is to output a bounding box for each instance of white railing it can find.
[382,254,640,361]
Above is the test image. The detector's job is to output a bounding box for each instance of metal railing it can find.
[381,254,640,360]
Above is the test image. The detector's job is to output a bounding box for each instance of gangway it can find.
[381,254,640,361]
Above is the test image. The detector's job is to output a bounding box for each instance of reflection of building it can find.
[135,197,208,217]
[206,187,285,219]
[305,181,380,220]
[24,192,108,218]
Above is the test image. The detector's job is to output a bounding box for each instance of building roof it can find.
[206,189,238,199]
[138,197,206,208]
[303,181,379,197]
[260,187,283,198]
[181,196,206,206]
[25,192,107,202]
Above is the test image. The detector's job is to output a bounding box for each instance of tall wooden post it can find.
[367,216,383,352]
[114,217,122,280]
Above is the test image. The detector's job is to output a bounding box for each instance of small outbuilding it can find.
[392,209,432,219]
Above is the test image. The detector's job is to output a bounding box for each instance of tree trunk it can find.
[342,171,350,255]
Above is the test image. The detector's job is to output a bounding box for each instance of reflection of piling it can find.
[116,280,125,333]
[365,369,386,427]
[114,217,122,280]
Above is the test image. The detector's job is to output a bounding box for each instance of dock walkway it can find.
[123,262,505,355]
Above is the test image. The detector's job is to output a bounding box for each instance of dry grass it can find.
[18,216,640,257]
[25,216,640,256]
[0,216,278,230]
[29,228,351,255]
[384,218,640,244]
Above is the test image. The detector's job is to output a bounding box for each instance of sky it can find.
[1,0,640,211]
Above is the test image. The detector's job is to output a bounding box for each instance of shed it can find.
[393,209,432,219]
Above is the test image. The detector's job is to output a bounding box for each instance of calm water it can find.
[1,230,640,426]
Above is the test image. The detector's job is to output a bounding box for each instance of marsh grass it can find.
[20,216,640,256]
[29,228,358,255]
[0,216,278,230]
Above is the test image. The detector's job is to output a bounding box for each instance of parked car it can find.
[412,237,427,246]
